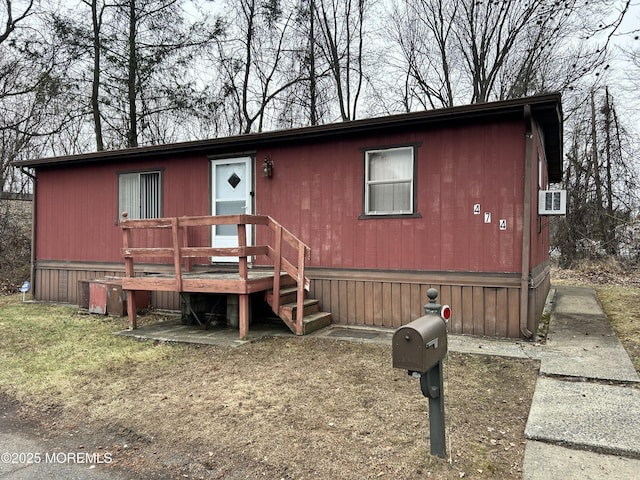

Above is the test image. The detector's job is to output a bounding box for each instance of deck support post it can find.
[296,243,306,335]
[121,218,137,329]
[126,290,137,329]
[272,225,283,313]
[239,293,249,340]
[171,218,183,291]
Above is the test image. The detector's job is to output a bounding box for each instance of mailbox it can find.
[392,314,447,374]
[391,287,449,459]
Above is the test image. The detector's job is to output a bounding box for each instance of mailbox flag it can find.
[440,305,451,322]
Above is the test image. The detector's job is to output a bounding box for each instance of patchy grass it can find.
[0,295,184,403]
[596,286,640,373]
[0,295,538,479]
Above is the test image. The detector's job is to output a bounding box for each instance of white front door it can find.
[211,157,252,263]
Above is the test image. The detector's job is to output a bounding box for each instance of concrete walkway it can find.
[522,286,640,479]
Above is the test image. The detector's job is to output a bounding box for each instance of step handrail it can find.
[264,218,310,334]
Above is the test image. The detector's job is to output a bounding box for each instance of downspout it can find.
[520,106,534,339]
[20,167,37,300]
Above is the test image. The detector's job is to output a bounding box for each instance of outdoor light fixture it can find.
[262,156,273,177]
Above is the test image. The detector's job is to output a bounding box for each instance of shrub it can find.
[0,199,31,294]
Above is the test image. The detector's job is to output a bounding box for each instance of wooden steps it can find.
[265,286,332,335]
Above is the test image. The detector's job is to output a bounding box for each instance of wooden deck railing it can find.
[119,213,310,336]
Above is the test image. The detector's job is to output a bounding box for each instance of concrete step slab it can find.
[542,316,639,382]
[525,377,640,458]
[301,311,332,335]
[551,285,604,316]
[541,286,639,383]
[540,346,639,383]
[447,335,544,360]
[523,440,640,480]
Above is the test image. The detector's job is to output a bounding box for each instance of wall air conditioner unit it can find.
[538,190,566,215]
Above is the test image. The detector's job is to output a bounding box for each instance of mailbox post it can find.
[392,288,449,458]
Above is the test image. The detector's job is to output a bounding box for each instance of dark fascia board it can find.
[13,93,563,180]
[0,192,33,201]
[531,98,563,183]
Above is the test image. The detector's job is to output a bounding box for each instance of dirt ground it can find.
[3,337,538,480]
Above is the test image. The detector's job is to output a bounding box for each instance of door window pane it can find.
[215,200,246,236]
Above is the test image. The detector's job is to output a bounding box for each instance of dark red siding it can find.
[36,155,211,263]
[36,119,532,274]
[530,121,552,269]
[256,120,525,273]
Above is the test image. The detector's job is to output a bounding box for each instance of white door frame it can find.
[210,157,253,263]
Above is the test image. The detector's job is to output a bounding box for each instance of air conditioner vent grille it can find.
[538,190,566,215]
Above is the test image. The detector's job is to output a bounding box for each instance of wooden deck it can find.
[120,213,311,339]
[122,269,290,295]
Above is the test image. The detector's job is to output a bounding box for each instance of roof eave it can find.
[12,93,563,172]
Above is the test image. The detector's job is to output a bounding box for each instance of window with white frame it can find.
[364,146,415,215]
[538,152,548,190]
[118,170,162,219]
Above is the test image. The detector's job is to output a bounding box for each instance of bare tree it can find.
[212,0,305,134]
[87,0,107,150]
[0,0,33,43]
[312,0,370,121]
[52,0,222,149]
[1,0,82,186]
[282,0,322,127]
[390,0,619,108]
[108,0,221,147]
[52,0,110,151]
[554,88,638,265]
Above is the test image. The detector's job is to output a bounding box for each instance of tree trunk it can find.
[590,90,604,250]
[309,0,317,125]
[91,0,104,151]
[603,87,616,255]
[241,0,255,134]
[127,0,138,147]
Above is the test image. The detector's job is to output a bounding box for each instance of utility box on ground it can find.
[78,278,150,316]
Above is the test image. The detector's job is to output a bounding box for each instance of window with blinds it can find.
[118,171,162,219]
